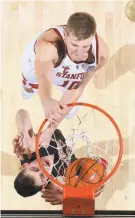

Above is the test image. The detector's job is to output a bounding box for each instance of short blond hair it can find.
[66,12,96,40]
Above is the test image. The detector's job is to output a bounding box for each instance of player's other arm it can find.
[15,109,33,134]
[77,35,109,88]
[13,109,34,158]
[60,35,109,104]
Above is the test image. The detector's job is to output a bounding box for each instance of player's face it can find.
[25,158,53,186]
[64,32,94,62]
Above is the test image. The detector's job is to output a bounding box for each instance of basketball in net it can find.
[65,157,108,196]
[35,102,123,195]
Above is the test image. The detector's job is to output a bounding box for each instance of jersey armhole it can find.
[95,33,99,64]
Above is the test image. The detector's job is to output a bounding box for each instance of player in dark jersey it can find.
[13,109,107,205]
[13,109,76,202]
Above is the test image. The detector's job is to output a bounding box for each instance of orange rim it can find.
[35,102,123,189]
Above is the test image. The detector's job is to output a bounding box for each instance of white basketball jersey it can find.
[22,26,99,91]
[52,26,98,90]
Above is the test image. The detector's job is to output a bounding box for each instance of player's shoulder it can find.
[35,26,65,50]
[35,31,57,55]
[35,27,65,61]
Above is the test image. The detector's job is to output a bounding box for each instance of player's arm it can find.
[15,109,33,134]
[60,35,109,104]
[74,35,109,89]
[83,34,109,82]
[13,109,34,158]
[34,41,57,107]
[14,109,48,157]
[35,40,67,122]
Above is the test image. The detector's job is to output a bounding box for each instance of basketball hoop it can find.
[35,102,123,216]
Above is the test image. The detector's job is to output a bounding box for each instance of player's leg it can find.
[21,44,38,100]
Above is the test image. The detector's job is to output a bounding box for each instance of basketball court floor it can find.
[1,0,135,217]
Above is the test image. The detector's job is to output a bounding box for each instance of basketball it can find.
[65,157,107,196]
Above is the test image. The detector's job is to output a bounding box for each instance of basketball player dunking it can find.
[21,12,109,123]
[21,12,109,159]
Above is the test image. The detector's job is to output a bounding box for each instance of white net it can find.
[37,104,122,194]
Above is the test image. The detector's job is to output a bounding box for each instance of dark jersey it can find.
[21,129,77,177]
